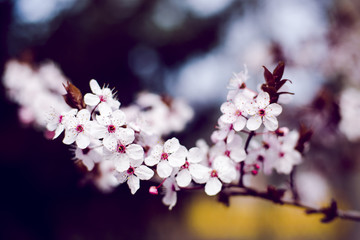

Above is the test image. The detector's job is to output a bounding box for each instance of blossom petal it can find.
[126,144,144,160]
[266,103,282,116]
[63,128,77,145]
[114,155,130,172]
[98,102,112,116]
[168,146,187,167]
[257,92,270,109]
[89,79,102,95]
[54,124,65,139]
[245,101,258,115]
[164,137,180,154]
[189,164,210,184]
[116,127,135,145]
[263,115,278,131]
[246,115,262,130]
[91,123,107,139]
[127,175,140,194]
[84,93,100,106]
[103,135,117,151]
[76,133,90,149]
[112,110,126,127]
[135,165,154,180]
[230,148,247,162]
[157,161,173,178]
[77,109,90,123]
[144,144,163,166]
[205,177,222,196]
[187,147,203,163]
[233,117,246,131]
[176,169,191,187]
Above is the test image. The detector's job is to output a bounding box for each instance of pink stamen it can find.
[161,152,169,160]
[259,109,266,117]
[117,144,126,153]
[108,125,116,133]
[76,125,84,133]
[127,166,135,175]
[211,170,218,178]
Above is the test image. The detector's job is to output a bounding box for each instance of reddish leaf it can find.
[63,81,86,110]
[263,66,275,85]
[272,61,285,82]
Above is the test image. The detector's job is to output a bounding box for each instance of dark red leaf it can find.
[273,61,285,82]
[263,66,275,85]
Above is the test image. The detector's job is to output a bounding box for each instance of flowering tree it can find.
[3,59,360,223]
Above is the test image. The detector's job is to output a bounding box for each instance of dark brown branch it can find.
[239,131,256,187]
[223,186,360,223]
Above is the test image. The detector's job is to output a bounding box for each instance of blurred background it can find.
[1,0,360,239]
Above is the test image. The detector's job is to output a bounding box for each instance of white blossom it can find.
[175,147,209,187]
[145,137,187,178]
[204,156,237,196]
[246,92,282,131]
[84,79,120,112]
[103,127,144,172]
[114,158,154,194]
[63,109,94,149]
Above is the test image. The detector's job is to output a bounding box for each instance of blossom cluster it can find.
[3,60,305,209]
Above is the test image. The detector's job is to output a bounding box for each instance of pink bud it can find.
[254,164,260,169]
[251,170,258,175]
[149,186,158,195]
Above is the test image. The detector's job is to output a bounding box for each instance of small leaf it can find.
[63,81,86,110]
[263,66,275,85]
[275,79,292,90]
[273,61,285,82]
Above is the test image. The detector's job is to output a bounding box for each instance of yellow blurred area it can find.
[186,195,351,240]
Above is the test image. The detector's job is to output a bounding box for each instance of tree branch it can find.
[223,186,360,223]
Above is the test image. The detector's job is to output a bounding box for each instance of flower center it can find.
[210,170,218,178]
[182,161,189,169]
[117,144,126,153]
[127,166,135,175]
[161,152,169,160]
[224,150,231,157]
[76,125,84,133]
[258,109,266,117]
[235,110,242,117]
[279,152,285,158]
[99,95,106,102]
[239,83,246,89]
[108,125,116,133]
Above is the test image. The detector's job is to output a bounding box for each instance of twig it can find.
[223,186,360,223]
[239,131,256,187]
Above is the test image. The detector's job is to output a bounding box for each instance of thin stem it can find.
[289,166,299,202]
[224,186,360,222]
[239,131,256,187]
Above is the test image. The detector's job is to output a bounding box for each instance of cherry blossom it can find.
[103,127,144,172]
[73,140,103,171]
[162,175,180,210]
[220,93,248,131]
[114,158,154,194]
[84,79,120,112]
[226,65,250,100]
[62,109,94,149]
[145,137,187,178]
[210,118,235,143]
[91,108,126,150]
[46,108,77,139]
[210,134,246,164]
[204,156,237,196]
[175,147,210,187]
[246,91,282,131]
